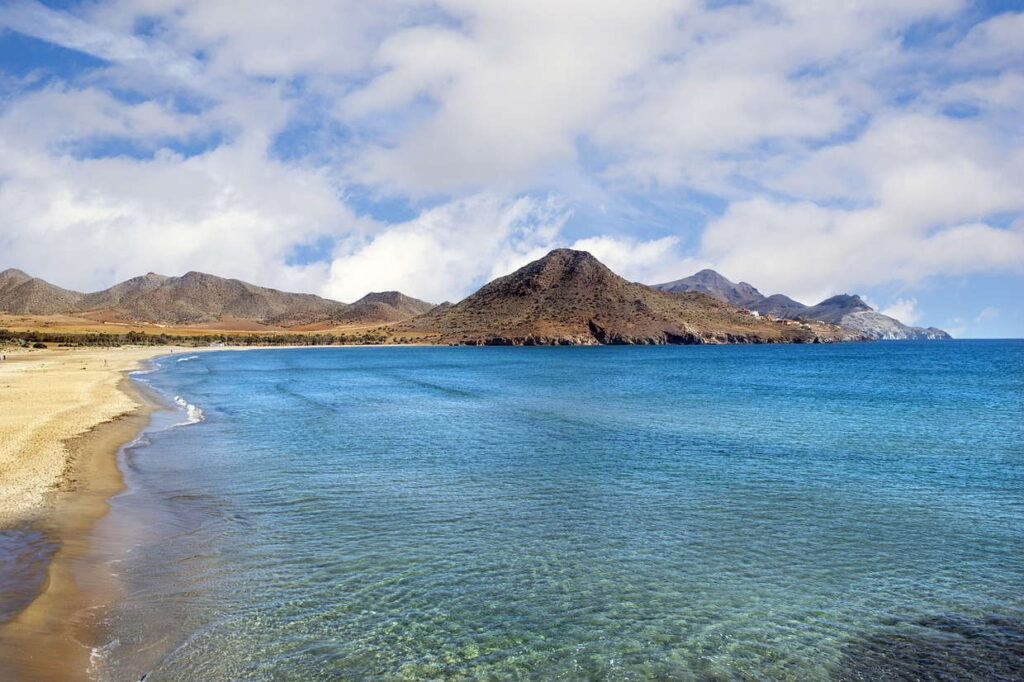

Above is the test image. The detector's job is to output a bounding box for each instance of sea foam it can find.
[173,396,204,426]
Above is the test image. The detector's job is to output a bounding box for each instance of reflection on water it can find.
[89,342,1022,680]
[0,528,57,624]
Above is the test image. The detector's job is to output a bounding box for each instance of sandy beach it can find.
[0,347,174,524]
[0,346,180,680]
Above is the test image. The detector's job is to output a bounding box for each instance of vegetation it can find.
[0,328,402,348]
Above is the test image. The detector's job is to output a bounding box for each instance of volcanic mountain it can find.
[653,270,951,340]
[398,249,865,345]
[0,269,430,328]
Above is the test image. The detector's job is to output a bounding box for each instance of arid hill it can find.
[331,291,436,325]
[0,268,84,314]
[655,268,763,308]
[0,269,430,328]
[398,249,866,345]
[77,271,349,326]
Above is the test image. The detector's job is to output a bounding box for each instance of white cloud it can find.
[0,85,366,294]
[698,198,1024,303]
[879,298,920,326]
[0,0,201,79]
[324,193,570,303]
[345,0,688,194]
[956,11,1024,68]
[569,235,695,286]
[975,306,1000,323]
[0,0,1020,331]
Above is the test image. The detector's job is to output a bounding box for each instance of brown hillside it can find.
[331,291,435,325]
[0,269,84,314]
[399,249,866,345]
[90,271,350,325]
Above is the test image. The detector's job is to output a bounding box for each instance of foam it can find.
[172,396,204,426]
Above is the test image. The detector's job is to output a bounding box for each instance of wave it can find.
[175,355,200,363]
[173,396,205,427]
[89,637,121,681]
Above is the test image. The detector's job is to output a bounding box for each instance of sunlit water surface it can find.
[91,342,1023,680]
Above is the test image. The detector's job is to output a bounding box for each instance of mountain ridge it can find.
[653,270,951,340]
[0,269,428,328]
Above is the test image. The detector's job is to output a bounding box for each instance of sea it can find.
[88,341,1022,680]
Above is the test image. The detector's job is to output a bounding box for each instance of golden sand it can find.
[0,347,173,524]
[0,346,178,680]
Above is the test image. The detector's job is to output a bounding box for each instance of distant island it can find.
[0,249,949,347]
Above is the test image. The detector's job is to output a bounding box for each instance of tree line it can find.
[0,328,417,348]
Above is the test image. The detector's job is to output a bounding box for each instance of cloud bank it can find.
[0,0,1021,333]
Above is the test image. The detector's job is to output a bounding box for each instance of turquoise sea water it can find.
[92,341,1022,680]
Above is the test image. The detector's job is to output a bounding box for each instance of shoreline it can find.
[0,347,180,680]
[0,343,399,680]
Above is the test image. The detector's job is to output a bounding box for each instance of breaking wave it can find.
[173,396,204,426]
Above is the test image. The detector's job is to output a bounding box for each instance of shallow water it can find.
[0,529,57,624]
[93,341,1022,680]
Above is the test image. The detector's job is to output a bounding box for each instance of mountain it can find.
[330,291,436,325]
[78,271,349,326]
[749,293,808,319]
[655,269,764,307]
[0,268,440,328]
[801,295,951,340]
[79,272,169,310]
[398,249,866,345]
[654,270,952,340]
[800,294,870,324]
[0,268,84,314]
[0,268,32,295]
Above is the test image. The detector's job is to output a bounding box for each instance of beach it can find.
[0,346,178,680]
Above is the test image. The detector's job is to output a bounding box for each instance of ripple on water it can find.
[837,615,1024,681]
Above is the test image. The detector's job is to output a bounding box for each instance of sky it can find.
[0,0,1021,337]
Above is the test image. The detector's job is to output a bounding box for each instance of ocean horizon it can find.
[84,341,1024,680]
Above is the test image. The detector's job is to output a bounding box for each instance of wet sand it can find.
[0,347,179,681]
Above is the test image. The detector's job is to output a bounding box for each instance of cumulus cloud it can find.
[345,0,686,194]
[699,199,1024,304]
[0,84,364,293]
[0,0,1020,333]
[569,235,695,286]
[324,194,570,303]
[879,298,920,326]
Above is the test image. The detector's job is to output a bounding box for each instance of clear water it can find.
[93,342,1023,680]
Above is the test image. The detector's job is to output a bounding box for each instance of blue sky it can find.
[0,0,1021,337]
